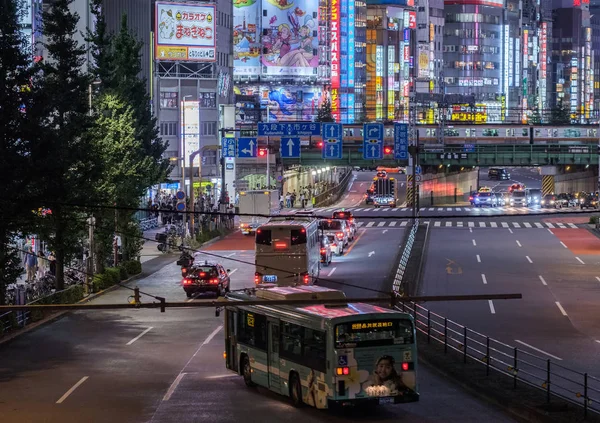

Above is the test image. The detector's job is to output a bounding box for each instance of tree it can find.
[0,0,35,304]
[315,98,335,122]
[28,0,102,290]
[550,101,571,125]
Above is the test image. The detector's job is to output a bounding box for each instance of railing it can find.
[395,300,600,417]
[392,219,419,296]
[313,170,353,207]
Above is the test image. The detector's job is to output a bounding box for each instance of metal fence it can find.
[314,170,354,208]
[392,219,419,296]
[396,300,600,417]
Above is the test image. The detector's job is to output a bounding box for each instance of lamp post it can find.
[181,95,192,235]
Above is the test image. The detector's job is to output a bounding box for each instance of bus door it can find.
[267,319,281,393]
[226,310,238,372]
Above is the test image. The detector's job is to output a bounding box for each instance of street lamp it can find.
[181,95,193,235]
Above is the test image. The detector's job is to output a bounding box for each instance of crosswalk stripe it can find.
[429,208,434,211]
[568,223,577,228]
[479,222,486,227]
[501,222,509,228]
[490,222,498,227]
[523,222,532,228]
[434,221,441,227]
[357,222,364,227]
[366,222,375,227]
[381,208,390,212]
[389,221,397,226]
[445,221,452,227]
[468,222,475,227]
[447,208,452,211]
[400,221,408,227]
[535,222,543,228]
[401,208,408,211]
[353,208,362,212]
[392,208,399,211]
[377,222,386,227]
[512,222,521,228]
[373,208,381,212]
[457,221,464,226]
[556,223,566,228]
[546,223,555,228]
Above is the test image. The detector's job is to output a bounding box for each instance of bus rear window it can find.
[291,229,307,245]
[256,229,271,246]
[320,220,342,231]
[335,320,414,348]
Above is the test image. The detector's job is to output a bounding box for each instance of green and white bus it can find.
[223,286,419,408]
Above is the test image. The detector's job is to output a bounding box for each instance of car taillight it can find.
[183,279,192,285]
[301,272,309,284]
[254,272,261,284]
[336,367,350,375]
[182,268,187,274]
[320,248,326,253]
[336,232,344,238]
[209,278,218,285]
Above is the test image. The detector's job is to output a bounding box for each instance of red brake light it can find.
[210,278,218,285]
[336,232,344,238]
[320,248,326,253]
[274,242,287,249]
[183,279,192,285]
[402,362,409,371]
[182,268,187,273]
[254,272,261,284]
[257,229,261,233]
[301,273,309,284]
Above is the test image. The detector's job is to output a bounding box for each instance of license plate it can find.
[379,397,394,405]
[262,275,278,283]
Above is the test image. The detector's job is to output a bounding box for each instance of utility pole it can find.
[266,105,271,190]
[181,95,192,234]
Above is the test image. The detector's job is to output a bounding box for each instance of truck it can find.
[372,176,398,208]
[238,190,280,235]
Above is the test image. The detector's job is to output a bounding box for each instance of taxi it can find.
[478,186,492,193]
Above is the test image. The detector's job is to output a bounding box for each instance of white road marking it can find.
[377,221,385,227]
[163,325,223,401]
[368,251,375,257]
[596,276,600,283]
[526,256,533,263]
[327,267,337,277]
[481,274,487,284]
[434,221,441,227]
[205,374,238,379]
[472,239,477,246]
[429,208,434,211]
[469,227,473,233]
[457,222,463,227]
[382,229,388,234]
[357,222,364,227]
[476,254,481,263]
[490,222,498,228]
[514,340,562,361]
[568,223,577,228]
[56,376,89,404]
[447,208,452,211]
[535,222,543,228]
[596,340,600,344]
[389,221,397,227]
[555,302,568,316]
[126,327,153,346]
[547,228,553,234]
[501,222,509,228]
[560,242,568,249]
[392,208,399,211]
[366,222,375,227]
[556,223,566,228]
[523,222,532,228]
[400,221,408,227]
[228,269,238,276]
[546,223,555,229]
[512,222,521,228]
[576,257,585,264]
[488,300,495,314]
[468,222,475,227]
[478,222,485,227]
[445,221,452,227]
[516,240,522,247]
[226,252,236,257]
[539,275,547,286]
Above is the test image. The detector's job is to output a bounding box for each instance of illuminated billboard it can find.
[444,0,504,6]
[330,0,341,121]
[261,0,319,77]
[155,2,216,62]
[180,101,200,167]
[233,0,261,76]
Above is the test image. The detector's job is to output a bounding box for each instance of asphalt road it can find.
[0,224,516,422]
[478,166,543,191]
[421,225,600,377]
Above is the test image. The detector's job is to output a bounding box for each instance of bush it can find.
[30,285,85,322]
[118,266,128,281]
[104,267,121,285]
[590,216,598,224]
[92,273,111,291]
[122,260,142,276]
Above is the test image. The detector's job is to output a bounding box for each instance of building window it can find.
[160,91,178,108]
[202,149,217,165]
[160,121,178,136]
[200,121,217,136]
[199,92,216,108]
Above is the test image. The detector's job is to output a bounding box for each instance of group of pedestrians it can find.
[281,181,338,209]
[23,247,56,282]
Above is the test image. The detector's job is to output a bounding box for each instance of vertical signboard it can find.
[155,2,216,62]
[341,0,348,123]
[540,23,548,113]
[503,25,510,120]
[376,45,384,120]
[388,46,395,121]
[348,0,355,123]
[232,0,260,76]
[331,0,341,122]
[180,101,200,167]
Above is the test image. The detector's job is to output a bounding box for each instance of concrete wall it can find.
[282,167,349,195]
[418,169,479,206]
[554,170,597,193]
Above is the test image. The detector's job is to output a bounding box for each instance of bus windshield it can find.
[335,319,414,348]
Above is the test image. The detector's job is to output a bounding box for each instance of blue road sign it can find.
[258,122,321,136]
[175,190,186,200]
[415,165,422,175]
[280,137,301,158]
[322,123,343,159]
[237,137,257,158]
[176,202,186,212]
[222,137,235,158]
[363,123,383,160]
[394,123,409,160]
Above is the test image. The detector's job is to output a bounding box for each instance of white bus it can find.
[254,217,320,286]
[224,286,419,408]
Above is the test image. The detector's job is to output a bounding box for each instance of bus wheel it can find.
[290,373,303,407]
[242,355,255,387]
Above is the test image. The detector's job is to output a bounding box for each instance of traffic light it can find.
[384,146,393,155]
[258,148,267,157]
[317,141,323,148]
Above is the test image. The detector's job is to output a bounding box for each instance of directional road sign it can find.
[258,122,321,136]
[280,137,301,158]
[222,137,235,158]
[394,123,409,160]
[237,137,257,158]
[322,123,343,159]
[363,123,383,159]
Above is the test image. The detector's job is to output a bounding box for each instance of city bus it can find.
[223,286,419,408]
[254,217,320,286]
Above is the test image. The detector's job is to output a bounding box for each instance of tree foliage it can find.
[315,98,335,122]
[550,101,571,125]
[0,0,35,304]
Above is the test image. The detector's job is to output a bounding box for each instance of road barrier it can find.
[395,300,600,417]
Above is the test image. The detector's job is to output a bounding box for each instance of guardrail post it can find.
[546,359,551,403]
[463,327,467,363]
[584,373,588,418]
[486,337,490,376]
[444,318,448,353]
[513,347,518,389]
[427,310,431,343]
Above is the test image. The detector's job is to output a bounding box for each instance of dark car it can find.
[527,189,542,206]
[182,262,231,298]
[540,194,557,207]
[365,188,375,205]
[580,194,598,209]
[319,235,333,265]
[488,167,510,180]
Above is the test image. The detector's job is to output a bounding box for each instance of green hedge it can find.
[590,216,598,224]
[30,285,85,322]
[122,260,142,276]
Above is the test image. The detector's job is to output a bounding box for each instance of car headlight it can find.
[550,200,555,204]
[580,199,585,203]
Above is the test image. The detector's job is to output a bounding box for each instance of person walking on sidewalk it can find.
[37,251,47,279]
[24,247,37,282]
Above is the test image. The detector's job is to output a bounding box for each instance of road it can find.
[0,218,516,422]
[421,224,600,377]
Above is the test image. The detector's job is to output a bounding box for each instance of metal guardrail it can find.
[395,300,600,417]
[392,219,419,296]
[313,170,353,208]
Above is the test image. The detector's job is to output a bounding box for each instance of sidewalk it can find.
[140,226,163,264]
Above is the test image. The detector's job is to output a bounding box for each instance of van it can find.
[488,167,510,180]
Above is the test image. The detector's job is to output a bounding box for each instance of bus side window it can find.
[281,321,303,357]
[304,328,327,372]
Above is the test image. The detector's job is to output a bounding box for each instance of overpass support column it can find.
[540,166,558,196]
[406,175,414,206]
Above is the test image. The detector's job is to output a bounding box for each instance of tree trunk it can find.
[94,214,105,274]
[55,217,65,291]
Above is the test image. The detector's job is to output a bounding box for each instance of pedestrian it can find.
[37,251,47,279]
[24,247,37,282]
[48,252,56,276]
[300,192,306,208]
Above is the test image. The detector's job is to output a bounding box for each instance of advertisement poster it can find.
[417,44,429,78]
[234,85,326,121]
[233,0,261,76]
[155,2,216,62]
[261,0,319,76]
